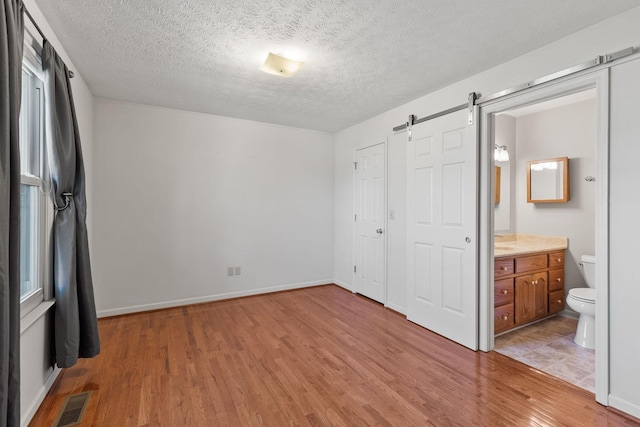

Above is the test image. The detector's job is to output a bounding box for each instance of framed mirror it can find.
[527,157,569,203]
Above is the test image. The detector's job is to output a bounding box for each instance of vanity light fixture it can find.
[259,52,304,77]
[530,161,558,171]
[494,144,510,162]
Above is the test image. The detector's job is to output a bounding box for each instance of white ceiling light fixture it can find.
[259,52,304,77]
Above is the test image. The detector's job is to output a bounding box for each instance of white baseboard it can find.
[21,367,61,427]
[97,279,332,317]
[385,301,406,315]
[609,395,640,420]
[333,280,353,292]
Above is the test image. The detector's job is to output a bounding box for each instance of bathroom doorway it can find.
[478,70,610,404]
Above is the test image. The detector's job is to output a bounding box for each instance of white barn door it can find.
[406,108,478,349]
[353,143,386,303]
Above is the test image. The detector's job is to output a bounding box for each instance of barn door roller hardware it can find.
[393,92,478,133]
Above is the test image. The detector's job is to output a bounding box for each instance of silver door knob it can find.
[376,228,384,234]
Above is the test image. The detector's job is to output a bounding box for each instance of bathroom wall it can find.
[494,114,516,233]
[514,99,597,304]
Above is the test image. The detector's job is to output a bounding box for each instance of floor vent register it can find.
[53,391,92,427]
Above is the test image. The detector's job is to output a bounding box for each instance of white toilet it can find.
[566,255,596,349]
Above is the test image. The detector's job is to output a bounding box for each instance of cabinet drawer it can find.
[549,290,565,314]
[548,269,564,292]
[493,304,515,333]
[495,258,514,278]
[549,251,565,269]
[495,278,514,306]
[495,303,515,333]
[515,254,548,273]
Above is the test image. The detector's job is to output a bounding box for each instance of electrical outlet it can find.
[227,267,234,276]
[234,266,241,276]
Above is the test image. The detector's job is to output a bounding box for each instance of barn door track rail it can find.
[393,47,634,133]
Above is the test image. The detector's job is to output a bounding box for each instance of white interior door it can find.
[406,108,478,349]
[353,143,386,303]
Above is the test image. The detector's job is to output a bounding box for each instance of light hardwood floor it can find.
[30,285,639,426]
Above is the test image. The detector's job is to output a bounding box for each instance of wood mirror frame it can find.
[526,157,569,203]
[494,166,501,204]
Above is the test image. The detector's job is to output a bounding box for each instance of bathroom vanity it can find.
[494,235,568,334]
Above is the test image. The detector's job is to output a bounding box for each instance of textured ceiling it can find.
[33,0,639,132]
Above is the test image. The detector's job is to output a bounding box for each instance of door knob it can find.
[376,228,384,234]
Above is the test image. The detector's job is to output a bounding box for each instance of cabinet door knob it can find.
[557,258,562,262]
[502,266,508,271]
[502,315,509,320]
[556,278,562,282]
[531,280,537,285]
[556,299,562,304]
[502,289,508,295]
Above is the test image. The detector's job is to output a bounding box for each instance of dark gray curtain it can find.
[42,41,100,368]
[0,0,23,425]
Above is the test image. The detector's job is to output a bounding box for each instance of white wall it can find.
[385,132,408,313]
[609,57,640,418]
[514,100,596,303]
[333,6,640,417]
[92,99,334,315]
[20,1,96,426]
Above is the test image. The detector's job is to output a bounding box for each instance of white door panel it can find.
[354,143,386,303]
[407,108,478,350]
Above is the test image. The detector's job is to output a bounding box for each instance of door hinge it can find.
[354,265,357,273]
[353,162,358,170]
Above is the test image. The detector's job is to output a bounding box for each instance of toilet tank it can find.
[581,255,596,288]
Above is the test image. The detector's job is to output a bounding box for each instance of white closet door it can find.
[353,143,386,303]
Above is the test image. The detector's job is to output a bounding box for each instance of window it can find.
[19,51,48,316]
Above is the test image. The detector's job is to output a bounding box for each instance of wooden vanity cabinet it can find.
[494,249,565,334]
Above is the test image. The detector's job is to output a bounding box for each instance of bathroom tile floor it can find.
[494,315,595,393]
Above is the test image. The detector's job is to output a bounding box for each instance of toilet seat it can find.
[568,288,596,303]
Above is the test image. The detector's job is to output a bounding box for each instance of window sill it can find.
[20,299,55,336]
